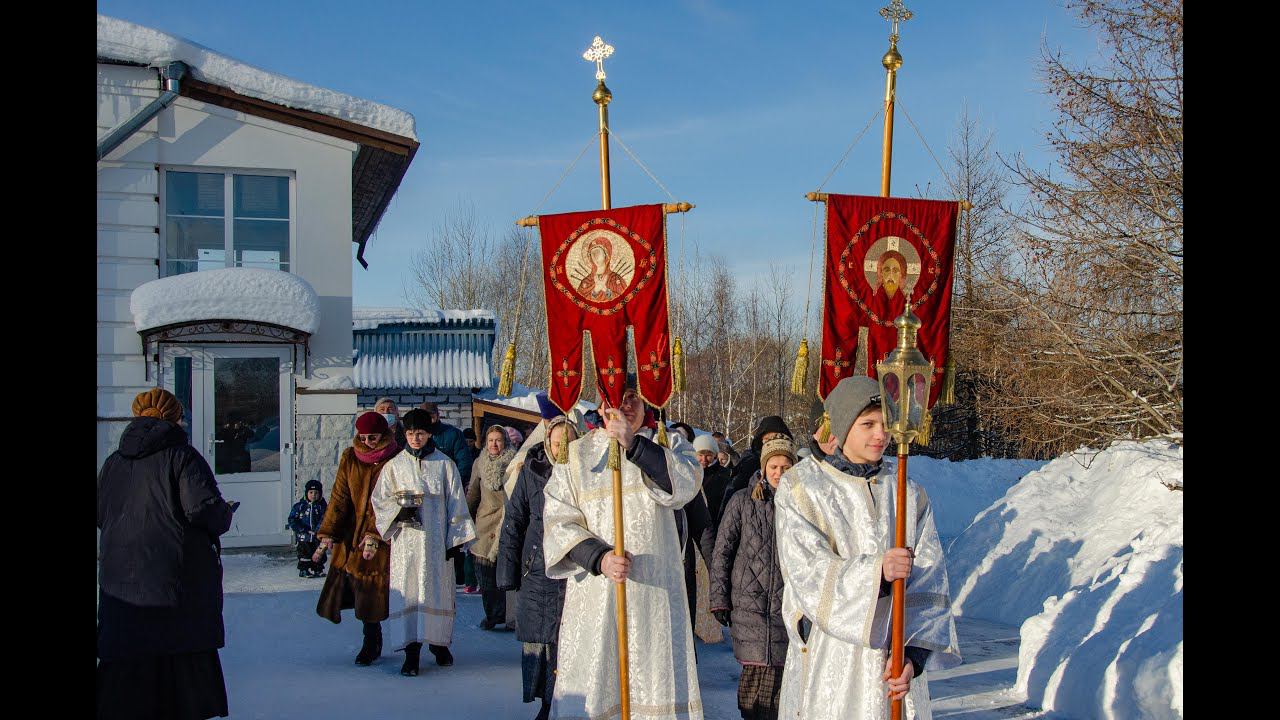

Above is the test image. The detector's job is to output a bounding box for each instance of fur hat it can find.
[692,434,719,454]
[304,479,324,496]
[355,411,390,435]
[132,388,183,424]
[759,437,798,468]
[824,376,882,446]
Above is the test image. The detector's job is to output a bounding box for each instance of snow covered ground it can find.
[220,553,1047,719]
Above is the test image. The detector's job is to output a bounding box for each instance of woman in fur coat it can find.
[315,411,400,666]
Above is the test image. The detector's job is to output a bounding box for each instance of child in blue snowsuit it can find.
[288,480,328,577]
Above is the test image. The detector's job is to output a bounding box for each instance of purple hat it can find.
[535,392,560,420]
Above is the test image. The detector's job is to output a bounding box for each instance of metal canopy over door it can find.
[164,345,293,548]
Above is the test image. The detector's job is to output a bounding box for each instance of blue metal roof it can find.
[353,309,496,390]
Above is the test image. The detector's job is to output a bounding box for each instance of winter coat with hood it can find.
[709,472,788,666]
[314,435,398,623]
[287,483,327,542]
[467,442,516,562]
[495,442,567,644]
[97,417,234,660]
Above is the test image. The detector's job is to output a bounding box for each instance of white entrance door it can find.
[164,346,294,547]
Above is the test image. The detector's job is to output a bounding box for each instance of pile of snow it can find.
[352,307,495,330]
[947,439,1183,719]
[98,15,417,141]
[904,455,1047,540]
[473,381,596,415]
[131,267,321,334]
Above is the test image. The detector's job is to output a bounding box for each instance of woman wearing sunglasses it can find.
[314,411,401,667]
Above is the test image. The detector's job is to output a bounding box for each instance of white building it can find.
[97,16,419,547]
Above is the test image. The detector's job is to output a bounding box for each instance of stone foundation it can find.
[293,412,355,499]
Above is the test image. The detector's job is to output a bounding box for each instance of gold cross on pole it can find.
[582,35,615,81]
[879,0,913,45]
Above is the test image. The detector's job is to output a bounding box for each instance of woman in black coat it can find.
[709,437,797,720]
[97,389,236,720]
[496,416,577,720]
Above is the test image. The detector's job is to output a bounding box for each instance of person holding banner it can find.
[541,378,705,720]
[775,376,961,720]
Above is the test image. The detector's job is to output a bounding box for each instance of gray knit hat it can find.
[825,376,882,445]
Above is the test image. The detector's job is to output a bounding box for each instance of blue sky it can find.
[99,1,1099,309]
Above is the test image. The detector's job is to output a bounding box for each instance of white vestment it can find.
[775,456,962,720]
[542,428,705,720]
[372,448,476,650]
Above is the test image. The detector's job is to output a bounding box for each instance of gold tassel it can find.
[608,436,621,470]
[915,410,933,446]
[938,355,956,406]
[497,342,516,397]
[555,438,569,464]
[816,411,831,443]
[672,337,686,393]
[790,338,809,396]
[656,421,669,448]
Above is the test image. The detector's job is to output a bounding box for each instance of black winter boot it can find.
[400,642,422,676]
[355,621,382,666]
[428,644,454,666]
[534,698,551,720]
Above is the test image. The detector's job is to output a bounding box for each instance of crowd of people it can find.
[97,375,961,720]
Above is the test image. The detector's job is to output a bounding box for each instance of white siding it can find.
[97,61,361,470]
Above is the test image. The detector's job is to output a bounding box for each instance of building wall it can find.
[97,63,358,492]
[357,388,476,432]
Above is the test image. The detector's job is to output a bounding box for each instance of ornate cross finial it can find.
[879,0,913,44]
[582,35,615,81]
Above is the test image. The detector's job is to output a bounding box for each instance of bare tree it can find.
[985,0,1183,454]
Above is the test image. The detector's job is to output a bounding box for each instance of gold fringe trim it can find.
[497,342,517,397]
[816,411,831,443]
[790,338,809,396]
[656,422,669,448]
[672,336,686,393]
[939,354,956,406]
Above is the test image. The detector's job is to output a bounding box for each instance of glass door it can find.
[165,346,293,547]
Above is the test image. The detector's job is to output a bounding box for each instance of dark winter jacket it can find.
[700,462,733,528]
[709,472,787,666]
[97,417,235,660]
[288,497,327,542]
[495,443,567,644]
[431,420,474,484]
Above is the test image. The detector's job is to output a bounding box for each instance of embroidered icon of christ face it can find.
[877,251,907,298]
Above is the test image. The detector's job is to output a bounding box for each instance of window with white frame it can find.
[162,169,293,276]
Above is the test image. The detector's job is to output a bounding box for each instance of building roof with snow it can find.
[353,307,496,390]
[97,14,420,267]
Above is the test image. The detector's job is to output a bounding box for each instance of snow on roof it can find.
[130,267,321,333]
[305,374,356,390]
[352,307,495,331]
[98,15,417,141]
[473,382,597,415]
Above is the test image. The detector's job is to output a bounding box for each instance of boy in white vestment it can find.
[542,382,706,720]
[775,376,961,720]
[372,408,476,677]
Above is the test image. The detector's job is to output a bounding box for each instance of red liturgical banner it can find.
[820,194,959,406]
[538,204,673,413]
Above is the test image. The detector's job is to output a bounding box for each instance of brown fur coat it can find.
[314,438,396,623]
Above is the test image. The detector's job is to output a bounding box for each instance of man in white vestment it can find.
[542,381,705,720]
[372,408,476,676]
[775,376,962,720]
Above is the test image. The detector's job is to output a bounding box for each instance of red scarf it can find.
[353,437,399,465]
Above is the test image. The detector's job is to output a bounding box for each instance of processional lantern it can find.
[875,304,933,446]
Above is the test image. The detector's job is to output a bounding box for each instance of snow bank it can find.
[98,15,417,141]
[131,267,321,333]
[947,439,1183,719]
[305,374,355,390]
[904,455,1047,539]
[352,306,495,330]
